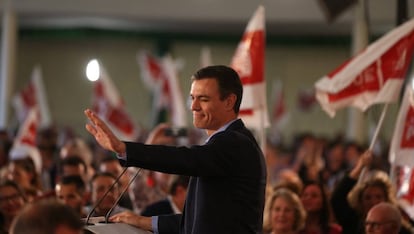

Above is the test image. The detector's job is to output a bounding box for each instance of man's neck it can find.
[205,118,238,137]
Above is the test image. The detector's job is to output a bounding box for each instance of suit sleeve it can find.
[122,130,257,177]
[157,214,182,234]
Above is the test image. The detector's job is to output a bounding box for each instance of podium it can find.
[83,217,151,234]
[84,223,151,234]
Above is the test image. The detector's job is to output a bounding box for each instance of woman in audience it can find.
[0,180,27,234]
[299,181,342,234]
[331,150,412,234]
[6,157,43,200]
[263,188,306,234]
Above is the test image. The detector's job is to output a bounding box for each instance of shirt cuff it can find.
[152,216,159,234]
[117,152,127,160]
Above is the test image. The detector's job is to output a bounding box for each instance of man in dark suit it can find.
[85,65,267,234]
[141,175,189,217]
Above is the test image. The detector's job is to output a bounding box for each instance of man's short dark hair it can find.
[57,175,86,195]
[10,199,83,234]
[59,156,88,174]
[192,65,243,113]
[90,172,118,193]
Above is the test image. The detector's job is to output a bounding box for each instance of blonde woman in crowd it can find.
[263,188,306,234]
[331,150,412,234]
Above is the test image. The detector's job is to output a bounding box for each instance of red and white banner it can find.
[230,5,269,129]
[137,51,187,128]
[315,18,414,117]
[395,165,414,219]
[92,64,138,141]
[13,66,52,128]
[9,108,42,173]
[389,85,414,166]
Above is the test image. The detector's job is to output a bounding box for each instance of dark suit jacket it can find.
[122,119,267,234]
[141,198,175,217]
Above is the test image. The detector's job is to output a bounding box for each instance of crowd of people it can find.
[1,123,412,234]
[0,124,191,233]
[0,65,413,234]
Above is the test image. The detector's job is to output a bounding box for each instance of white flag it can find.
[13,66,52,128]
[137,51,187,128]
[9,108,42,173]
[230,5,269,130]
[389,85,414,166]
[315,18,414,117]
[92,64,138,141]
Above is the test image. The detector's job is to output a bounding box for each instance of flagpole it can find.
[358,103,389,183]
[353,0,369,183]
[368,104,389,150]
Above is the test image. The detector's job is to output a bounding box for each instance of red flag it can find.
[92,64,138,141]
[230,5,269,129]
[315,18,414,117]
[137,51,187,128]
[9,108,42,173]
[13,66,52,128]
[389,85,414,166]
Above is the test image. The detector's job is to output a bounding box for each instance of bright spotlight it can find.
[86,59,100,82]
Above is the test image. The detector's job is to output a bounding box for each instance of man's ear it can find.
[225,94,237,111]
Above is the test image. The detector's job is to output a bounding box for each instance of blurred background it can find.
[0,0,413,146]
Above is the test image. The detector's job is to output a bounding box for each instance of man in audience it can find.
[55,175,88,217]
[10,199,83,234]
[59,156,88,183]
[365,202,402,234]
[87,172,128,217]
[141,175,189,217]
[98,155,134,210]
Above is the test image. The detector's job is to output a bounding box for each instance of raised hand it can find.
[350,149,373,179]
[84,109,126,154]
[145,123,175,145]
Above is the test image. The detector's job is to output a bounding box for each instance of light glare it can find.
[86,59,100,81]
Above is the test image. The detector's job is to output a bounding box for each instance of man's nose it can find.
[191,100,200,111]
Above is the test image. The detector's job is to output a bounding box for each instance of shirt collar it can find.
[204,118,239,143]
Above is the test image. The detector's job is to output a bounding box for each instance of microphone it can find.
[85,166,129,225]
[104,167,143,223]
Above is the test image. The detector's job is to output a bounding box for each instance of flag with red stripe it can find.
[137,51,187,128]
[315,18,414,117]
[230,5,269,129]
[92,64,138,141]
[9,108,42,173]
[13,66,52,128]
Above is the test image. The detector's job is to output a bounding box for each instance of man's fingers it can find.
[85,124,96,135]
